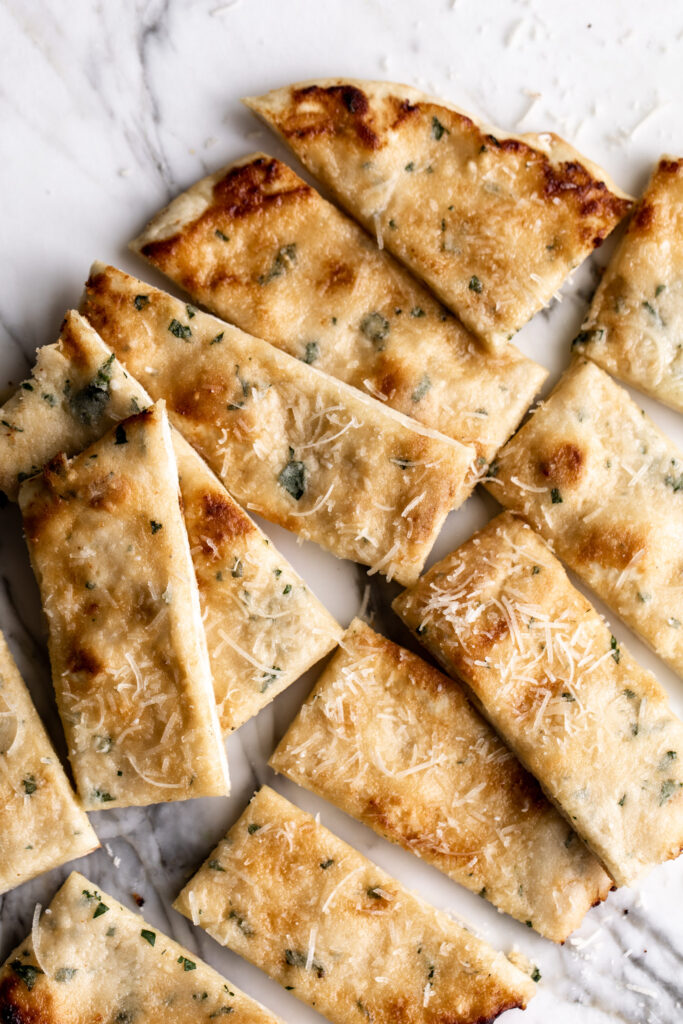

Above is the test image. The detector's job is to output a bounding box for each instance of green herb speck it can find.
[168,319,192,340]
[411,374,431,403]
[134,295,149,310]
[278,459,306,501]
[303,341,320,364]
[178,956,197,971]
[551,488,563,504]
[469,275,483,293]
[360,311,391,349]
[141,929,156,946]
[431,116,448,140]
[22,775,37,795]
[114,424,128,445]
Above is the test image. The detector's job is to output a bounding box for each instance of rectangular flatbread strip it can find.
[574,155,683,412]
[0,311,341,732]
[80,263,475,585]
[18,402,230,809]
[393,512,683,886]
[174,786,536,1024]
[484,358,683,678]
[0,632,99,895]
[0,871,282,1024]
[132,153,547,467]
[270,617,612,940]
[245,80,632,349]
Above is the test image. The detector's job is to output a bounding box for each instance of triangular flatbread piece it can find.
[175,786,536,1023]
[0,311,340,732]
[575,155,683,411]
[132,153,546,465]
[245,80,632,349]
[0,871,282,1024]
[0,632,99,894]
[19,402,230,808]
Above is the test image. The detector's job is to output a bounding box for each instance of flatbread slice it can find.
[131,153,547,466]
[574,156,683,411]
[270,618,612,940]
[0,871,282,1024]
[0,311,341,732]
[394,513,683,886]
[244,80,632,349]
[483,358,683,677]
[81,264,475,585]
[0,632,99,894]
[174,786,536,1023]
[18,402,230,809]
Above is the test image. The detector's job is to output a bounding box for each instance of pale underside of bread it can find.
[483,358,683,678]
[18,403,230,809]
[575,155,683,411]
[131,152,547,466]
[0,310,340,733]
[244,79,632,349]
[393,513,683,887]
[0,871,282,1024]
[80,263,475,586]
[270,617,612,939]
[174,786,536,1023]
[0,632,99,895]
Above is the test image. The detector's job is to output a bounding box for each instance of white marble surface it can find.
[1,1,683,1021]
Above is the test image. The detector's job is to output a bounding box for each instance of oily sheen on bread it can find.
[244,79,631,349]
[174,786,536,1023]
[270,618,612,940]
[132,153,546,467]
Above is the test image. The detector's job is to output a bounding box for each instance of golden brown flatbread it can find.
[0,871,282,1024]
[81,263,475,586]
[132,153,546,466]
[574,156,683,411]
[0,632,99,894]
[175,786,536,1023]
[0,311,340,732]
[483,358,683,677]
[19,403,230,809]
[245,80,632,349]
[270,617,612,939]
[394,513,683,887]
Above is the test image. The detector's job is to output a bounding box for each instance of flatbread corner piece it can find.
[574,155,683,412]
[0,871,283,1024]
[174,786,536,1023]
[244,79,632,349]
[393,512,683,887]
[131,152,547,465]
[483,358,683,678]
[270,617,612,941]
[0,632,99,896]
[18,402,230,809]
[81,263,475,586]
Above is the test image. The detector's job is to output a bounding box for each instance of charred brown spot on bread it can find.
[542,161,631,237]
[210,158,313,220]
[578,524,645,570]
[0,975,50,1024]
[538,442,584,485]
[174,376,228,420]
[196,491,252,553]
[85,473,130,511]
[391,97,420,129]
[317,259,356,293]
[286,85,380,149]
[80,273,134,352]
[67,645,101,676]
[633,200,655,232]
[659,158,682,175]
[57,317,94,370]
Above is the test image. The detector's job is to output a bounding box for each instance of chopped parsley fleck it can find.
[55,968,77,982]
[561,692,575,702]
[360,311,391,349]
[114,424,128,445]
[637,591,652,603]
[150,520,163,534]
[642,300,664,326]
[1,419,23,432]
[659,779,682,806]
[278,458,306,501]
[133,295,149,310]
[21,382,33,391]
[93,903,109,919]
[468,275,483,293]
[215,229,230,242]
[658,751,678,770]
[186,304,196,319]
[320,858,334,869]
[664,471,683,492]
[431,115,448,140]
[478,886,487,898]
[618,794,626,807]
[92,788,115,802]
[228,910,254,937]
[247,823,261,834]
[525,920,533,928]
[610,635,621,663]
[285,949,325,978]
[283,583,292,595]
[551,488,563,504]
[70,353,115,425]
[209,1009,234,1018]
[22,775,37,796]
[178,956,197,972]
[655,283,666,296]
[367,887,383,899]
[532,565,541,575]
[388,218,397,230]
[231,558,243,578]
[404,161,415,172]
[168,319,192,340]
[210,332,224,345]
[411,374,431,403]
[410,306,425,318]
[258,243,297,285]
[141,929,156,946]
[303,341,320,364]
[10,961,43,991]
[531,967,541,983]
[42,393,56,406]
[623,688,636,699]
[208,859,225,871]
